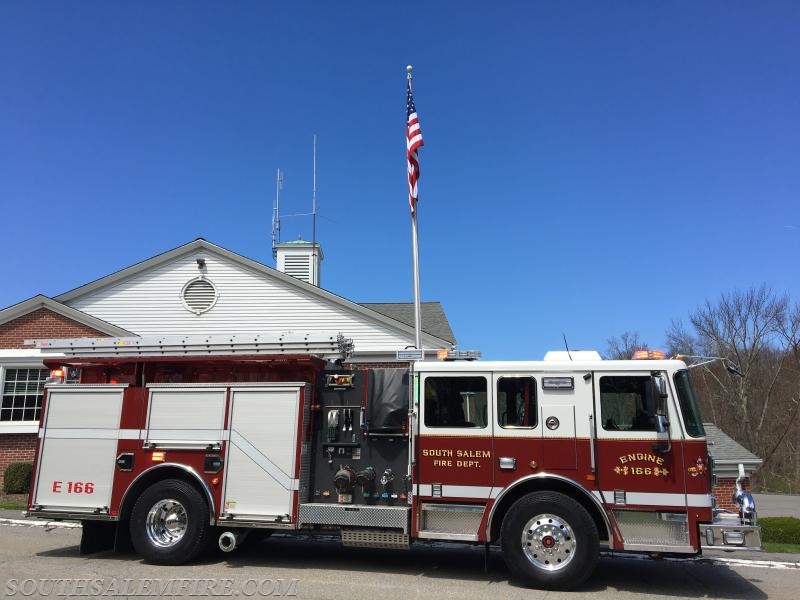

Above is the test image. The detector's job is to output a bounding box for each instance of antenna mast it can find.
[311,134,317,252]
[271,168,283,259]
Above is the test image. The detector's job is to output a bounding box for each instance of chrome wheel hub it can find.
[145,499,188,548]
[521,513,576,571]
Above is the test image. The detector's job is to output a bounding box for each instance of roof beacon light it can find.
[46,368,65,384]
[632,349,665,360]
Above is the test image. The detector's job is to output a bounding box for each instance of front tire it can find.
[500,491,599,590]
[130,478,210,564]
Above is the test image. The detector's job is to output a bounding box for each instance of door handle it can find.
[499,457,516,471]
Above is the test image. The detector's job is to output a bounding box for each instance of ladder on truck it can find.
[25,331,355,359]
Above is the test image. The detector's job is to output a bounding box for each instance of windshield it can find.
[673,370,705,438]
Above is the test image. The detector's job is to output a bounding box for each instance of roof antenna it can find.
[271,168,282,260]
[311,134,317,266]
[563,333,573,361]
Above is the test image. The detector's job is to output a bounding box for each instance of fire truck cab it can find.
[26,334,760,590]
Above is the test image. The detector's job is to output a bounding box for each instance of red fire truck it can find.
[26,333,760,590]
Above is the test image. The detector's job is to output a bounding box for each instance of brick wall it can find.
[0,307,112,487]
[0,434,36,492]
[713,477,750,511]
[0,308,109,349]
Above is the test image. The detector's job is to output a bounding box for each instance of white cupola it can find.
[275,238,323,286]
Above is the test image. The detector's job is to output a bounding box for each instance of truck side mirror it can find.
[651,373,671,452]
[651,374,668,416]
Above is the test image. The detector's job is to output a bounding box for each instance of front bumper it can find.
[699,513,761,551]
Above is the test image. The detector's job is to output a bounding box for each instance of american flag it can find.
[406,79,424,213]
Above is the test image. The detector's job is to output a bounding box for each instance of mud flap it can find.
[79,521,116,555]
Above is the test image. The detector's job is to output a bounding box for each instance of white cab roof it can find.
[413,359,687,373]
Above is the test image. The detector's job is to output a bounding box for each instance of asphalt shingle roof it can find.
[359,302,456,345]
[704,422,762,466]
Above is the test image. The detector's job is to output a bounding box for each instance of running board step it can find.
[341,528,410,550]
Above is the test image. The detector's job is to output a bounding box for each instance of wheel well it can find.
[118,465,214,523]
[488,478,609,543]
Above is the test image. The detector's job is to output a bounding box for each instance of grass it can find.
[0,493,27,511]
[759,517,800,553]
[762,542,800,554]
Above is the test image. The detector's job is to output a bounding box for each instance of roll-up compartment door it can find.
[222,385,303,521]
[32,385,126,512]
[145,385,227,449]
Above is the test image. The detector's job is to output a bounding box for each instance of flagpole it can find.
[407,65,422,350]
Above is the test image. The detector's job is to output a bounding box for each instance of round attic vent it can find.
[181,277,218,314]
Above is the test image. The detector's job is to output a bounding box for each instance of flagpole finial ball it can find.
[406,65,413,74]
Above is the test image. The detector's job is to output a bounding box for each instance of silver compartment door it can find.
[222,386,302,520]
[33,386,126,511]
[145,386,227,449]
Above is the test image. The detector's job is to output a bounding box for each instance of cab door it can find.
[416,371,494,501]
[492,374,542,488]
[593,371,690,549]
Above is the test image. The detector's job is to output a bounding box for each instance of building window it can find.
[1,368,48,422]
[497,377,537,428]
[424,376,487,428]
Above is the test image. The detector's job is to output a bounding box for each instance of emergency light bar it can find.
[437,350,481,361]
[632,349,666,360]
[395,349,482,361]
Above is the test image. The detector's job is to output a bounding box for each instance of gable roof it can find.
[0,295,134,337]
[53,238,454,347]
[704,422,762,477]
[360,302,455,345]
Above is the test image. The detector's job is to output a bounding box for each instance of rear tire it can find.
[500,491,598,590]
[129,478,210,565]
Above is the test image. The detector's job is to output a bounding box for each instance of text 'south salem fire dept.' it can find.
[25,333,760,590]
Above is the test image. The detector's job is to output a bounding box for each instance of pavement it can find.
[754,493,800,519]
[0,525,797,600]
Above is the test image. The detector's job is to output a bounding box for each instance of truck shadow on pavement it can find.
[217,535,768,599]
[36,534,768,599]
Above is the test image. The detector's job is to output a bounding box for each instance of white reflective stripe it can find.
[598,491,712,508]
[145,429,224,441]
[417,484,492,499]
[687,493,712,507]
[229,430,298,491]
[40,428,141,440]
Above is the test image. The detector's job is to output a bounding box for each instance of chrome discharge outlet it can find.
[218,530,248,553]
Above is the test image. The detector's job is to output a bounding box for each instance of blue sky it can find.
[1,1,798,360]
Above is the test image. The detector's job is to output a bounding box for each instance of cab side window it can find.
[600,376,656,431]
[424,376,487,428]
[497,377,537,428]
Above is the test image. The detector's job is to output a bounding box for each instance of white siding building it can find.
[56,238,454,359]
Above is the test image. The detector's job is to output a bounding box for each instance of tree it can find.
[667,286,800,491]
[604,331,648,360]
